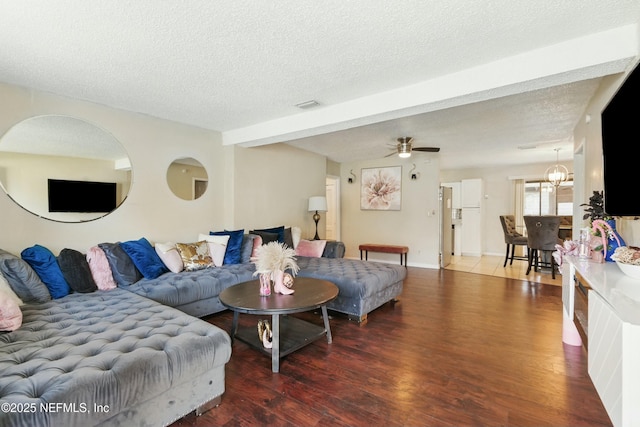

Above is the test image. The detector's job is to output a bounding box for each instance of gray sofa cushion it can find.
[240,234,259,263]
[126,262,256,308]
[98,242,142,286]
[58,248,98,293]
[0,288,231,427]
[0,248,51,303]
[295,256,406,299]
[322,241,346,258]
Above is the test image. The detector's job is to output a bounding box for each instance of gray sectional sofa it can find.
[0,237,406,426]
[0,289,231,427]
[127,240,406,322]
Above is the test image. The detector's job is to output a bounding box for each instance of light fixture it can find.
[544,148,569,188]
[308,196,328,240]
[409,163,419,180]
[545,148,569,215]
[398,137,412,158]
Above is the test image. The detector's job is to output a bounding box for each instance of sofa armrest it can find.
[322,241,345,258]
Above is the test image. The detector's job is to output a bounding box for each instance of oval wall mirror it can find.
[166,157,208,200]
[0,115,132,222]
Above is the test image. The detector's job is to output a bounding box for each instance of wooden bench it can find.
[359,244,408,267]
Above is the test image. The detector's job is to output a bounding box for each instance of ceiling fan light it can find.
[398,139,412,158]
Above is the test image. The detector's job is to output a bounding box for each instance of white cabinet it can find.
[589,291,640,427]
[460,208,482,256]
[461,178,482,208]
[460,178,483,256]
[562,258,640,427]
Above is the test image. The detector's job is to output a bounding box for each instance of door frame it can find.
[325,175,341,241]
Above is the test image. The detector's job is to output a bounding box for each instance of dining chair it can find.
[499,215,529,267]
[523,215,562,279]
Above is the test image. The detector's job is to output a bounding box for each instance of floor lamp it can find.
[308,196,327,240]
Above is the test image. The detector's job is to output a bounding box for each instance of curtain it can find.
[514,179,526,257]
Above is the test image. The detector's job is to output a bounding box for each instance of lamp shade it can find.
[308,196,327,212]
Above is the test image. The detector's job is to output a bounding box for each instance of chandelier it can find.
[544,148,569,187]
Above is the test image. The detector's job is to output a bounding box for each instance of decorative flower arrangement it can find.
[252,241,299,295]
[590,219,622,254]
[580,190,625,261]
[252,241,299,277]
[552,240,580,267]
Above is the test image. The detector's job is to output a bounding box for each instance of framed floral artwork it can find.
[360,166,402,210]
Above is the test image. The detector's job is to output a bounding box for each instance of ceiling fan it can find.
[386,137,440,158]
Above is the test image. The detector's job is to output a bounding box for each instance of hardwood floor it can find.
[171,267,610,427]
[445,255,563,287]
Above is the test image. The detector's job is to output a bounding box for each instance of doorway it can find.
[325,176,340,241]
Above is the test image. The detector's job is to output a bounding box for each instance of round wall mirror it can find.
[0,115,132,222]
[166,157,208,200]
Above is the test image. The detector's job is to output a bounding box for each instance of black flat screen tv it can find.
[48,179,117,213]
[602,63,639,216]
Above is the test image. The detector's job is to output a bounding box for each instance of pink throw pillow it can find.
[295,239,327,258]
[0,289,22,331]
[251,235,263,258]
[86,246,117,290]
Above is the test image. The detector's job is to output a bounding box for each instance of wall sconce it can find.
[348,170,356,184]
[409,164,420,180]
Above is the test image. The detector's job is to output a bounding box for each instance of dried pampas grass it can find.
[252,241,299,277]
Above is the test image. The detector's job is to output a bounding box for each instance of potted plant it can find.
[580,190,611,222]
[581,190,624,261]
[252,241,299,295]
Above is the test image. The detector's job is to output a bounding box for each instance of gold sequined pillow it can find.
[175,241,214,271]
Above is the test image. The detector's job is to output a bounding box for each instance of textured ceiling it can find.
[0,1,639,169]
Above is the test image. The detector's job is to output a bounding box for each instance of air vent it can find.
[295,100,320,109]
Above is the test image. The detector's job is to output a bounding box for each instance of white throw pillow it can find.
[291,226,302,249]
[198,234,231,267]
[154,242,184,273]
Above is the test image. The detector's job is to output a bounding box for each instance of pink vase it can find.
[273,269,294,295]
[259,273,271,296]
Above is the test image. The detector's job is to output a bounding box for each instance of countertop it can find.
[565,255,640,325]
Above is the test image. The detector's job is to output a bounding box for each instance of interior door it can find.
[440,186,453,268]
[325,177,340,241]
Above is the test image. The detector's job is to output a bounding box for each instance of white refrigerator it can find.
[460,179,482,257]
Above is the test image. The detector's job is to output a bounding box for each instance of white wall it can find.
[231,143,327,238]
[340,155,440,268]
[0,83,326,255]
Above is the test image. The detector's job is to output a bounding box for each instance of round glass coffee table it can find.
[219,276,338,373]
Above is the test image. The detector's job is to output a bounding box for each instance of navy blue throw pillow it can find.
[210,229,244,264]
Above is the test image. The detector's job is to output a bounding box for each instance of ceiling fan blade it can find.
[384,151,397,157]
[413,147,440,153]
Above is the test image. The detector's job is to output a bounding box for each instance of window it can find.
[524,180,573,216]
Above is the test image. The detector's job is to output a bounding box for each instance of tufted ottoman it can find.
[295,256,406,323]
[0,288,231,427]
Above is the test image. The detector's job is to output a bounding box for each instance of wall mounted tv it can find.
[48,179,117,213]
[602,62,639,216]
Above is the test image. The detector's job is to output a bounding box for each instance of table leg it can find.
[271,313,280,373]
[321,305,332,344]
[230,311,239,343]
